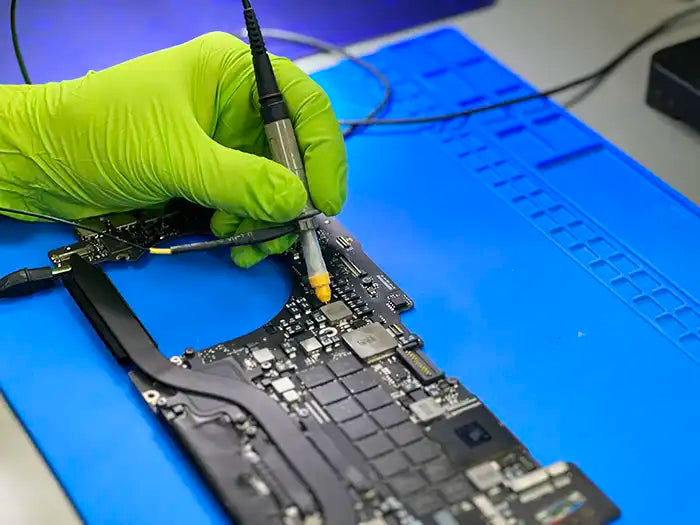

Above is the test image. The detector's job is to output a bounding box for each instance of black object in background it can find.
[647,36,700,133]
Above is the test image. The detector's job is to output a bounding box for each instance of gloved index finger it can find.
[269,58,348,217]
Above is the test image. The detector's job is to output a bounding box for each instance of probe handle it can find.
[264,119,318,219]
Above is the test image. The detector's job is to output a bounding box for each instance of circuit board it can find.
[91,214,621,525]
[48,200,212,267]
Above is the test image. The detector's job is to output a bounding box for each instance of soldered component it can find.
[320,301,353,323]
[396,347,444,385]
[252,347,275,364]
[300,336,323,355]
[466,461,504,491]
[387,292,410,310]
[342,322,398,362]
[271,377,295,395]
[283,390,301,404]
[409,397,444,423]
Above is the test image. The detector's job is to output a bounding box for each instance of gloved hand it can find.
[0,32,346,267]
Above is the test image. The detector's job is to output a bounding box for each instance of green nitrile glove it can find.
[0,32,347,267]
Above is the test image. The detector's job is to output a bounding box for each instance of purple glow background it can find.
[1,0,493,83]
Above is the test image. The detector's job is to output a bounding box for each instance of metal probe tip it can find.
[310,274,331,303]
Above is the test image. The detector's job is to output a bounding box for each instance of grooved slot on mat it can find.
[652,289,683,310]
[479,168,505,184]
[532,114,595,151]
[676,307,700,330]
[537,144,604,169]
[656,314,687,339]
[550,227,576,245]
[569,221,594,241]
[495,85,521,95]
[477,148,502,165]
[633,296,664,317]
[588,238,616,258]
[611,277,641,300]
[460,153,489,171]
[459,96,487,107]
[549,205,575,225]
[679,334,700,355]
[493,161,517,175]
[570,243,597,264]
[497,127,552,163]
[456,57,484,68]
[512,196,537,214]
[590,260,619,280]
[529,190,555,208]
[629,271,660,294]
[494,181,519,199]
[610,254,638,274]
[422,69,478,106]
[510,175,537,193]
[530,211,557,230]
[457,59,520,94]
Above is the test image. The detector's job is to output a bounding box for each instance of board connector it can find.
[397,347,444,385]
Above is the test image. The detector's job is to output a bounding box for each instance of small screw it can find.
[184,348,196,359]
[298,408,309,418]
[261,362,272,370]
[156,397,168,407]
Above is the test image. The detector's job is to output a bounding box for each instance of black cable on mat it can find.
[241,28,393,137]
[336,5,700,126]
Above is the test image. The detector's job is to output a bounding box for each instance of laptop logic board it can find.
[59,210,619,525]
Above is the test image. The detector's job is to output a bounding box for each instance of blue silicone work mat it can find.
[0,0,494,84]
[2,28,700,525]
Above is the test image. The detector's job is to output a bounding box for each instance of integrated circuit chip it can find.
[271,377,295,394]
[300,336,323,355]
[409,397,445,423]
[320,301,353,322]
[342,322,397,362]
[251,347,274,364]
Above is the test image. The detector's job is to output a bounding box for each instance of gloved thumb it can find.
[172,133,307,223]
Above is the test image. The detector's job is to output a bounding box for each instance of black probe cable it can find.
[0,208,296,297]
[0,206,296,255]
[236,27,393,138]
[10,0,30,84]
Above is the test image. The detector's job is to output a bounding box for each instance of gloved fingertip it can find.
[316,198,343,217]
[231,245,267,268]
[259,233,298,256]
[262,166,308,223]
[210,210,240,237]
[309,167,347,217]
